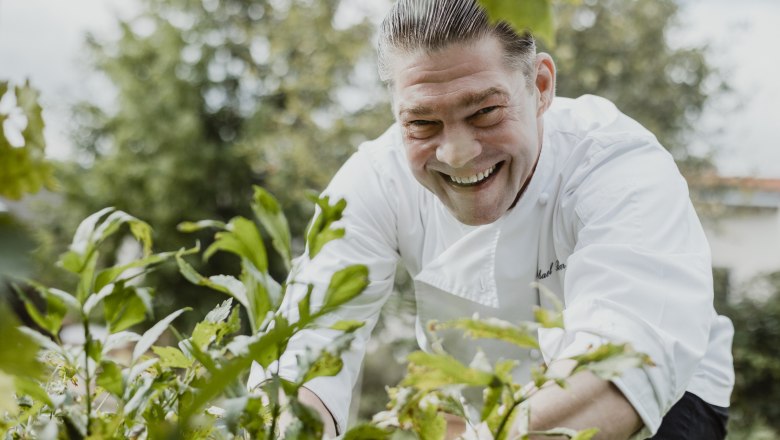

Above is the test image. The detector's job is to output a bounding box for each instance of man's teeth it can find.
[449,165,497,185]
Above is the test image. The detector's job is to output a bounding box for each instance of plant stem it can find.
[268,401,281,439]
[82,318,93,436]
[494,399,521,439]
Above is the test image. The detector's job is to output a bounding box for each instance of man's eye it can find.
[475,106,498,115]
[471,106,503,127]
[404,120,439,139]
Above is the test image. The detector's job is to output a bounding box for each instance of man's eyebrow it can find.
[398,87,509,118]
[459,87,509,108]
[398,104,434,118]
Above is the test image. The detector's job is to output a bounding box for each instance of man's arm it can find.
[522,360,642,439]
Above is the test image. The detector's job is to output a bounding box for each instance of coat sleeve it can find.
[248,148,401,432]
[540,138,716,437]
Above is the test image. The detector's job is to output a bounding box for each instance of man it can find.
[249,0,734,438]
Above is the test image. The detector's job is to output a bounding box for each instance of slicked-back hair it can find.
[377,0,537,86]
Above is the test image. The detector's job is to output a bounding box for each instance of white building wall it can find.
[703,206,780,293]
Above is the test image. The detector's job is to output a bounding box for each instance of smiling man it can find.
[249,1,735,438]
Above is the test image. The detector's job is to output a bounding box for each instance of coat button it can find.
[538,193,549,205]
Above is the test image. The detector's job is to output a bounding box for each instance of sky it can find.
[1,0,778,177]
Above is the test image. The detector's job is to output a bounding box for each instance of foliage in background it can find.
[550,0,722,172]
[480,0,558,46]
[0,81,55,201]
[716,272,780,439]
[1,80,54,304]
[31,0,391,318]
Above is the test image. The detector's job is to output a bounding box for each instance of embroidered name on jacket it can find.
[536,260,567,279]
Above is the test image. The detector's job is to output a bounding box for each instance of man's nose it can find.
[436,126,481,169]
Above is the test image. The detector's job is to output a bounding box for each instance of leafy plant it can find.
[1,189,370,439]
[0,81,55,200]
[1,187,650,439]
[369,311,652,439]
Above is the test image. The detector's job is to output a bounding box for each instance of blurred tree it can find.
[549,0,723,172]
[718,272,780,438]
[1,81,54,307]
[31,0,391,318]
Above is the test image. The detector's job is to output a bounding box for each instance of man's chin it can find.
[449,206,502,226]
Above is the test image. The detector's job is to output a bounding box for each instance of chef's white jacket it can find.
[248,95,734,438]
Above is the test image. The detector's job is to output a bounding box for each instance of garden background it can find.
[2,0,779,438]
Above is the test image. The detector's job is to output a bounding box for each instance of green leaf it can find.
[285,398,325,439]
[329,320,366,332]
[242,259,279,332]
[94,250,177,293]
[13,376,52,407]
[322,264,369,311]
[204,216,267,273]
[64,206,114,258]
[534,306,564,329]
[75,250,99,304]
[0,303,44,379]
[204,298,233,323]
[302,350,343,383]
[479,0,556,46]
[132,308,189,363]
[0,371,17,414]
[177,219,228,233]
[482,383,503,421]
[97,360,124,396]
[152,346,193,369]
[104,284,149,333]
[403,352,495,390]
[527,427,580,438]
[298,284,314,323]
[572,428,600,440]
[430,317,540,350]
[415,401,446,440]
[26,281,80,313]
[191,321,221,350]
[252,186,293,270]
[129,219,153,256]
[343,424,393,440]
[180,316,295,423]
[306,195,347,259]
[571,343,654,381]
[14,284,67,337]
[176,251,251,310]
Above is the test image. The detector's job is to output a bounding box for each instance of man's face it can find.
[390,37,554,225]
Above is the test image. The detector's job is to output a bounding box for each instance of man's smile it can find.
[440,162,503,188]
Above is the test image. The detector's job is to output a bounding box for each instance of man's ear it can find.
[535,53,556,116]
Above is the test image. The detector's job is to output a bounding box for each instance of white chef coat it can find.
[248,95,735,438]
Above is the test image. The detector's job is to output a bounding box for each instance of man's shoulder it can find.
[352,124,408,176]
[546,95,655,145]
[328,123,418,203]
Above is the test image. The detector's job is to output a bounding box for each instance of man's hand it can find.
[443,360,642,440]
[519,360,643,440]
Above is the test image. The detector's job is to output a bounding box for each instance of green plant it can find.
[0,81,55,201]
[1,188,370,439]
[1,187,650,440]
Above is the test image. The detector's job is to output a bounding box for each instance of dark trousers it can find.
[649,392,729,439]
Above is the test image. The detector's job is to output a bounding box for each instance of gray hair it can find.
[377,0,537,85]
